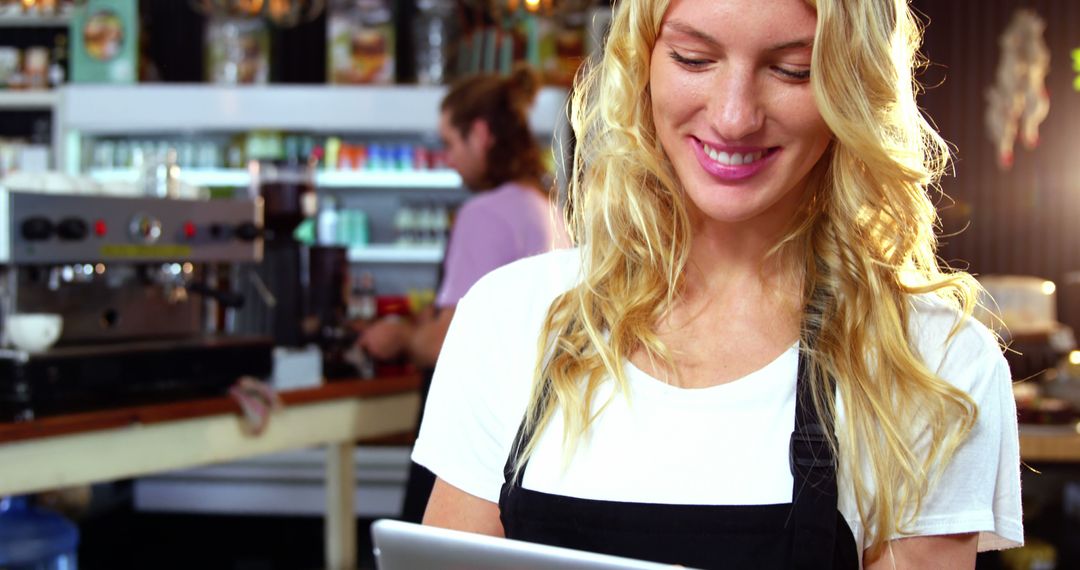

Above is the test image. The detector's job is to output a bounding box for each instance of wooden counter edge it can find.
[0,375,421,444]
[1019,427,1080,463]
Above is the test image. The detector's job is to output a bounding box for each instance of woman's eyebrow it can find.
[661,20,721,48]
[661,20,813,52]
[768,39,814,52]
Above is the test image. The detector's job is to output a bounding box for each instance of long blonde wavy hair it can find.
[519,0,981,557]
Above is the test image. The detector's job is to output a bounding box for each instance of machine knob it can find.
[129,213,163,244]
[209,223,228,239]
[234,222,262,242]
[56,218,89,241]
[20,217,53,241]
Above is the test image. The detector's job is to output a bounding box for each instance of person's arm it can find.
[356,306,454,367]
[423,477,505,537]
[864,533,978,569]
[409,307,455,368]
[356,316,415,361]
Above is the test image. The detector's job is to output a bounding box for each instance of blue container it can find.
[0,496,79,570]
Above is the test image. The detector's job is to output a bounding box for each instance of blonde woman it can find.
[412,0,1024,568]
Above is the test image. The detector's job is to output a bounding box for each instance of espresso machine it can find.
[0,187,273,421]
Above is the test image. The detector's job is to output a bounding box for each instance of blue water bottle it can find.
[0,496,79,570]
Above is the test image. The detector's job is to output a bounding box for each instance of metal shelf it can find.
[0,90,59,111]
[347,245,443,264]
[88,168,249,187]
[87,168,462,190]
[0,13,71,27]
[318,170,460,189]
[61,84,568,135]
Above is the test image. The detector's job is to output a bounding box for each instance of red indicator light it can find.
[183,221,197,238]
[94,220,107,237]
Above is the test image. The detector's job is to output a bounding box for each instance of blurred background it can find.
[1,1,1080,569]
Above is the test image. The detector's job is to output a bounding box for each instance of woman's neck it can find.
[681,212,803,315]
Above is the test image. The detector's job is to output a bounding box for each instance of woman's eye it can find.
[775,67,811,81]
[668,50,709,69]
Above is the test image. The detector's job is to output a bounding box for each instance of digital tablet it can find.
[371,518,683,570]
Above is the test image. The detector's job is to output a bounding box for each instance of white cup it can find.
[6,313,63,353]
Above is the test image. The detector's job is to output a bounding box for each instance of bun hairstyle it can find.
[505,63,542,115]
[440,64,547,189]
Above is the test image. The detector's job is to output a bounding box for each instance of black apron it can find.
[498,349,860,569]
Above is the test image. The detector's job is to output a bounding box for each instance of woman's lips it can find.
[691,138,780,181]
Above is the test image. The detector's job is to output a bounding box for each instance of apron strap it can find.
[502,413,531,488]
[501,379,550,503]
[788,345,841,568]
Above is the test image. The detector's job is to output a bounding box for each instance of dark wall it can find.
[914,0,1080,330]
[139,0,328,83]
[139,0,419,83]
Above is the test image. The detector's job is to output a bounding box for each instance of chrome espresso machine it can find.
[0,188,272,421]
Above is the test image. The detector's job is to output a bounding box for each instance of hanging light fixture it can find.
[498,0,592,20]
[189,0,326,28]
[0,0,75,15]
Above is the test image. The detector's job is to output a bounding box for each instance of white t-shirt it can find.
[413,249,1024,559]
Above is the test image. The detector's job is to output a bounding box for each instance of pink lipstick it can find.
[691,138,779,181]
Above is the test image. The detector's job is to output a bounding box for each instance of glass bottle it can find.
[414,0,459,85]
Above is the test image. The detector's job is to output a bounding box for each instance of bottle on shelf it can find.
[367,143,386,170]
[347,271,378,322]
[414,202,433,245]
[338,207,369,246]
[23,46,49,89]
[142,146,181,198]
[432,203,450,247]
[323,137,342,171]
[414,0,459,85]
[394,203,417,245]
[317,195,340,246]
[48,34,67,87]
[346,271,378,379]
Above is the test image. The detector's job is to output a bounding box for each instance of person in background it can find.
[358,63,568,523]
[413,0,1023,568]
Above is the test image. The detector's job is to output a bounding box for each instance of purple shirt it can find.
[436,182,570,307]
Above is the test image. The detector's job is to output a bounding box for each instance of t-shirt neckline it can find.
[621,341,800,404]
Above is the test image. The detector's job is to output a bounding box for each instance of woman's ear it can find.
[469,118,495,151]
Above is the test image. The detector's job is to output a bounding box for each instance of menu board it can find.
[69,0,138,84]
[327,0,395,85]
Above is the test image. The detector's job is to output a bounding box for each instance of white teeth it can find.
[702,143,764,166]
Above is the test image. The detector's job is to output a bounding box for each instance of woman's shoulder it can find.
[906,294,1008,389]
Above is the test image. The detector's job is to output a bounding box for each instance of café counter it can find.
[0,376,421,570]
[1019,423,1080,463]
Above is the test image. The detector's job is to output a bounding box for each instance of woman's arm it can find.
[423,477,505,537]
[864,533,978,569]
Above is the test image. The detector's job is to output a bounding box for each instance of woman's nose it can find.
[708,70,765,141]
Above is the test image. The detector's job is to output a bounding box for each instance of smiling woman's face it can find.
[649,0,831,229]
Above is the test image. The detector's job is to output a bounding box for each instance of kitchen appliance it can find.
[0,187,272,421]
[234,161,358,378]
